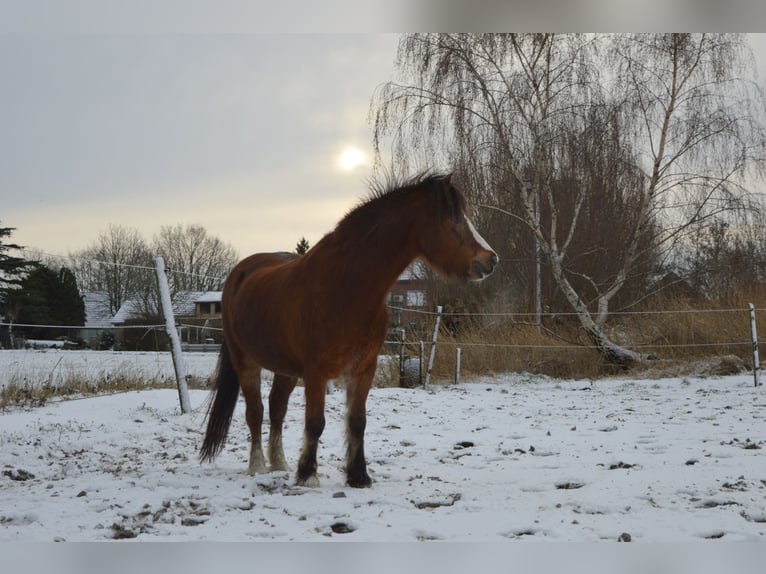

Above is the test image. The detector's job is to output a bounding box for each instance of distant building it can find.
[387,261,429,329]
[111,291,223,325]
[194,291,223,318]
[110,291,223,349]
[79,291,114,348]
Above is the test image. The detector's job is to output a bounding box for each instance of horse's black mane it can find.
[334,172,465,238]
[366,171,446,201]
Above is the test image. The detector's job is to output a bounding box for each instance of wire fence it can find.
[2,304,762,351]
[4,251,764,388]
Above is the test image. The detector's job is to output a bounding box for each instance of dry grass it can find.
[427,324,601,381]
[0,373,212,410]
[414,290,766,383]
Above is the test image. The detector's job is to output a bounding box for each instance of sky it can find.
[2,33,766,260]
[1,34,402,258]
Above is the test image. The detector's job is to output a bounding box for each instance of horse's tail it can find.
[199,341,240,463]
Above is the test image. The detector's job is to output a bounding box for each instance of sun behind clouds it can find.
[338,146,367,171]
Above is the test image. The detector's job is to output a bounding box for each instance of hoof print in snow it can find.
[608,461,637,470]
[330,521,355,534]
[618,532,632,542]
[181,516,209,527]
[740,511,766,523]
[412,493,462,510]
[696,499,740,509]
[721,438,763,450]
[3,469,35,481]
[454,441,475,450]
[502,529,537,539]
[703,531,725,540]
[110,523,138,540]
[555,481,585,490]
[721,478,749,491]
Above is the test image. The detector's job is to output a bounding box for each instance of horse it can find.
[199,173,498,488]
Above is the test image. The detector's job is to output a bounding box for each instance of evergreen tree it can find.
[0,223,32,291]
[296,237,310,255]
[0,223,35,347]
[55,267,85,329]
[10,264,85,341]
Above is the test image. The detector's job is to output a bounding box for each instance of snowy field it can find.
[2,362,766,544]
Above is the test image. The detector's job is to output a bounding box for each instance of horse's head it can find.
[418,174,499,282]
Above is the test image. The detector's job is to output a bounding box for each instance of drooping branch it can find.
[371,33,766,368]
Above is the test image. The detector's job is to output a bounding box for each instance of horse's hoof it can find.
[346,473,372,488]
[295,473,321,488]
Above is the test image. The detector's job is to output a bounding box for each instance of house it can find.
[111,291,223,325]
[387,261,429,329]
[79,291,115,348]
[194,291,223,318]
[111,291,223,349]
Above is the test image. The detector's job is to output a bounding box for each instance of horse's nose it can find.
[485,252,499,274]
[471,252,499,280]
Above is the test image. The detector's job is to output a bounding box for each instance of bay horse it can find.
[199,173,498,488]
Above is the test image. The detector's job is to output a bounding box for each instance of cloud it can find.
[1,34,398,255]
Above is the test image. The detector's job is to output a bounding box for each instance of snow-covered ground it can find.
[2,363,765,542]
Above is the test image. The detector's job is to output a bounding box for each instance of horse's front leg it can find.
[345,367,374,488]
[268,373,298,471]
[295,375,328,487]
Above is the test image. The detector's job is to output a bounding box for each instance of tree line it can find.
[67,223,240,319]
[371,33,766,366]
[0,223,241,346]
[0,221,316,348]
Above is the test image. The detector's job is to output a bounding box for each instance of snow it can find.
[2,361,766,543]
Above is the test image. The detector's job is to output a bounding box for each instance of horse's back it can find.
[227,251,297,285]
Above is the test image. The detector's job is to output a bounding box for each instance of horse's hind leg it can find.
[268,373,298,471]
[240,366,267,475]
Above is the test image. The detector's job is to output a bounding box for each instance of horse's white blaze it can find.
[466,216,495,253]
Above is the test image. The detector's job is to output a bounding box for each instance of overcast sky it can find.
[1,34,401,257]
[2,33,766,259]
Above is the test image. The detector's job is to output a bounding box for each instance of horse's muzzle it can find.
[470,252,499,281]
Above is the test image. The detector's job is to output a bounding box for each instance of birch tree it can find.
[372,33,766,366]
[610,33,765,275]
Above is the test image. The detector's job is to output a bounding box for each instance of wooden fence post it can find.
[750,303,760,388]
[398,328,406,377]
[419,341,424,386]
[455,347,461,385]
[424,305,442,390]
[155,256,191,413]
